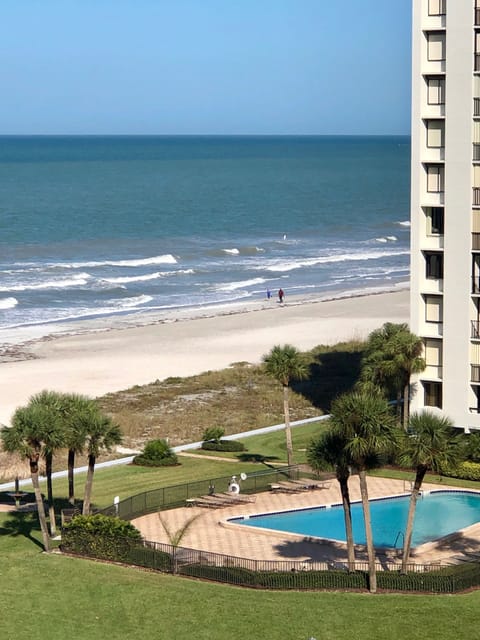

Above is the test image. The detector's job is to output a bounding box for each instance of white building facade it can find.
[410,0,480,429]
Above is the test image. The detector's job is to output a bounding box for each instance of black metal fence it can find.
[60,534,480,594]
[97,466,305,520]
[69,467,480,593]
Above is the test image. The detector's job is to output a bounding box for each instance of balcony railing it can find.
[475,98,480,117]
[474,188,480,206]
[473,233,480,251]
[472,320,480,339]
[472,365,480,383]
[474,144,480,162]
[475,54,480,73]
[472,276,480,294]
[469,406,480,413]
[476,8,480,26]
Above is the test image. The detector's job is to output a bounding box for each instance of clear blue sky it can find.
[0,0,411,135]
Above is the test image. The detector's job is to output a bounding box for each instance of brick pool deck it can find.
[132,476,480,566]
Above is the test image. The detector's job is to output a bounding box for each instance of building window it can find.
[424,338,443,378]
[425,252,444,279]
[428,0,446,16]
[427,77,445,105]
[426,120,444,148]
[425,207,444,234]
[426,165,444,192]
[423,382,442,408]
[424,295,443,323]
[427,33,446,61]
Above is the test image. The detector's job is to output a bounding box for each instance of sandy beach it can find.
[0,289,409,426]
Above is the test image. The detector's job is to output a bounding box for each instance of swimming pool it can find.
[229,490,480,548]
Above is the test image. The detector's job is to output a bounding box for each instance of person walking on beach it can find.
[278,288,284,304]
[266,288,272,300]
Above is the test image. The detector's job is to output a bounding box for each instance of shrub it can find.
[441,461,480,481]
[202,426,224,443]
[201,439,245,452]
[133,439,178,467]
[61,514,142,561]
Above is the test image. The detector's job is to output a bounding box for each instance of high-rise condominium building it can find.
[410,0,480,430]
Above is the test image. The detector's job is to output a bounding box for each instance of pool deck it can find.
[132,476,480,567]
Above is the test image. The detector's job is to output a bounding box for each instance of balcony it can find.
[475,98,480,117]
[472,320,480,339]
[472,364,480,383]
[474,234,480,251]
[474,144,480,163]
[472,276,480,294]
[476,8,480,26]
[424,364,443,379]
[475,54,480,74]
[474,188,480,206]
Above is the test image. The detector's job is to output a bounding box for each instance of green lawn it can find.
[190,420,327,464]
[4,423,480,640]
[1,521,478,640]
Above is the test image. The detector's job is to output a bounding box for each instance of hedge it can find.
[201,439,245,452]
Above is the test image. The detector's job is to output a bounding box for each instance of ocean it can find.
[0,135,410,347]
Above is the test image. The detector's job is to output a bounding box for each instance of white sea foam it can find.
[375,237,388,243]
[102,269,194,285]
[261,250,410,273]
[0,273,91,292]
[216,277,267,292]
[397,220,411,227]
[223,248,240,255]
[386,236,398,241]
[50,254,178,269]
[0,296,18,309]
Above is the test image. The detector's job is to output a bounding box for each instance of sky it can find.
[0,1,412,136]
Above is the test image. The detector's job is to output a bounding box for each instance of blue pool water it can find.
[230,491,480,548]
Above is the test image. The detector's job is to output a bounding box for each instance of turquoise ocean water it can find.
[0,135,410,345]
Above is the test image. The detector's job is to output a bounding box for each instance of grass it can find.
[193,420,328,464]
[2,517,480,640]
[4,420,480,640]
[369,466,480,491]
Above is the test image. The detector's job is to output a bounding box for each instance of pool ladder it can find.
[393,531,404,548]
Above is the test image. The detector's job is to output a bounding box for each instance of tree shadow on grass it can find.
[0,511,45,550]
[236,453,279,463]
[292,347,364,412]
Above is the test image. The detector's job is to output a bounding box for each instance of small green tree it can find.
[360,323,425,430]
[158,512,203,573]
[262,344,309,467]
[133,439,178,467]
[202,427,224,443]
[399,411,458,572]
[330,389,397,593]
[308,427,355,571]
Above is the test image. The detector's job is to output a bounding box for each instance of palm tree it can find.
[308,428,355,571]
[62,393,96,506]
[1,406,51,552]
[329,389,397,593]
[82,413,122,515]
[30,391,67,536]
[262,344,309,467]
[158,512,203,573]
[361,323,425,430]
[399,411,457,573]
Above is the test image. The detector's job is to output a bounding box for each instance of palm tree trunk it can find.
[396,389,402,424]
[45,452,56,537]
[82,454,96,515]
[283,384,294,468]
[339,475,355,571]
[358,469,376,593]
[403,382,410,431]
[401,466,427,573]
[30,457,51,552]
[68,448,75,505]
